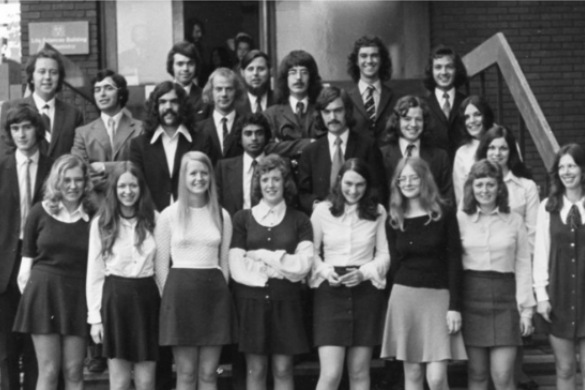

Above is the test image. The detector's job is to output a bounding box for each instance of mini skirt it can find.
[102,275,160,361]
[13,268,87,337]
[233,279,309,355]
[313,277,386,347]
[462,270,521,347]
[381,284,467,363]
[159,268,235,346]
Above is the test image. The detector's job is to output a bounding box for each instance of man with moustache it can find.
[0,48,84,158]
[0,105,53,390]
[197,67,246,159]
[237,50,275,115]
[298,86,386,214]
[263,50,324,159]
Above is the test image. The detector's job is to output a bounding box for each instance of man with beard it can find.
[129,81,216,212]
[237,50,275,115]
[298,86,386,214]
[263,50,324,159]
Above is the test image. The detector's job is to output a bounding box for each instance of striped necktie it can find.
[364,85,376,128]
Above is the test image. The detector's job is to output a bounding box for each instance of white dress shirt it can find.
[243,152,264,210]
[358,79,382,111]
[247,92,267,112]
[327,130,349,162]
[212,110,236,153]
[16,150,39,238]
[150,124,192,175]
[32,92,55,139]
[398,137,421,158]
[434,87,455,111]
[289,96,309,114]
[100,110,124,147]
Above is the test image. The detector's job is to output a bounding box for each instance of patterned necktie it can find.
[405,144,415,157]
[250,159,259,206]
[296,101,305,120]
[330,136,344,189]
[569,204,582,230]
[364,85,376,128]
[41,104,51,141]
[442,92,451,119]
[255,97,262,114]
[221,117,228,153]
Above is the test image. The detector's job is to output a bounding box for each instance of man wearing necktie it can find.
[71,69,143,194]
[0,104,53,390]
[237,50,275,116]
[298,86,387,214]
[0,48,84,159]
[346,35,395,146]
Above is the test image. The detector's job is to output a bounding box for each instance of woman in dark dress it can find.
[534,143,585,390]
[15,154,93,390]
[229,154,314,390]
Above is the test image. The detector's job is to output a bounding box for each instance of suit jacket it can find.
[298,130,387,214]
[196,113,243,160]
[0,152,52,293]
[347,84,395,145]
[263,103,326,158]
[215,155,245,217]
[425,90,467,161]
[380,142,454,204]
[0,96,84,159]
[236,90,275,116]
[129,127,215,212]
[187,84,210,123]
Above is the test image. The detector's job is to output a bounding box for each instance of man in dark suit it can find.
[71,69,143,193]
[196,67,246,160]
[130,81,216,212]
[346,35,395,145]
[0,48,84,158]
[298,86,387,214]
[166,41,208,121]
[423,45,468,161]
[263,50,325,159]
[237,50,275,115]
[0,104,52,390]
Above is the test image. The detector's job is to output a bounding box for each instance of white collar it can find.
[399,137,421,156]
[150,124,192,144]
[252,198,286,221]
[15,149,40,165]
[327,129,349,146]
[289,96,309,113]
[434,88,455,103]
[100,110,124,127]
[358,79,382,95]
[243,152,265,170]
[213,109,236,124]
[32,92,55,111]
[48,201,90,222]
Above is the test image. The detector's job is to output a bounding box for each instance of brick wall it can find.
[20,0,100,121]
[430,1,585,192]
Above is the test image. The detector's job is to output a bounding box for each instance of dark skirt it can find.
[13,268,87,337]
[462,270,521,347]
[102,275,160,362]
[233,279,309,355]
[313,278,386,347]
[160,268,235,346]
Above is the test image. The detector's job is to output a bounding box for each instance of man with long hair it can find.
[237,50,275,115]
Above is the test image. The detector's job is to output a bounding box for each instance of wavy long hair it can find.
[384,95,431,146]
[43,154,94,215]
[475,124,532,179]
[274,50,322,105]
[144,81,193,137]
[461,159,510,214]
[97,162,156,259]
[347,35,392,83]
[422,44,468,91]
[458,95,495,145]
[545,143,585,213]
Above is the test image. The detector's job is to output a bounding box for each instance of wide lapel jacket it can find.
[348,84,394,144]
[216,155,244,216]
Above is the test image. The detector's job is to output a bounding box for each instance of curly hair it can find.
[328,158,379,221]
[274,50,322,105]
[93,69,130,108]
[458,95,495,145]
[144,81,193,137]
[232,112,272,147]
[4,103,45,148]
[25,48,65,93]
[384,95,432,146]
[545,143,585,213]
[461,159,510,214]
[422,45,468,91]
[202,67,246,107]
[43,154,94,215]
[347,35,392,83]
[251,154,297,206]
[166,41,201,79]
[314,86,356,132]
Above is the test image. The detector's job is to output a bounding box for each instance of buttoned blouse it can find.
[309,201,390,289]
[505,172,539,253]
[533,196,585,302]
[453,139,480,206]
[458,209,535,318]
[86,215,158,324]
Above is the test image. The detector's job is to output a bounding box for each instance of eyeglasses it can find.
[397,175,421,185]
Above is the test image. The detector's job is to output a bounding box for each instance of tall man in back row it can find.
[237,50,275,115]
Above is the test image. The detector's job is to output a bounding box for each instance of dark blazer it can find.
[425,90,467,161]
[215,154,245,217]
[380,142,454,204]
[263,103,326,158]
[0,96,84,159]
[298,130,387,214]
[0,152,52,293]
[347,84,395,145]
[196,113,243,160]
[236,90,275,116]
[129,128,215,212]
[187,84,210,123]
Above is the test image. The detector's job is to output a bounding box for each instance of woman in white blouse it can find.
[533,144,585,390]
[86,162,158,390]
[452,95,495,206]
[229,154,314,390]
[457,159,534,390]
[310,158,389,390]
[154,151,233,390]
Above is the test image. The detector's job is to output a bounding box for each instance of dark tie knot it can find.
[405,144,415,157]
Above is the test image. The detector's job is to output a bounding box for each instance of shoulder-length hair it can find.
[422,44,468,91]
[384,95,431,146]
[389,157,444,231]
[202,67,246,106]
[144,81,193,137]
[176,151,222,237]
[462,159,510,214]
[458,95,495,145]
[97,162,156,259]
[4,103,45,148]
[475,124,532,179]
[545,143,585,213]
[274,50,322,105]
[314,86,356,132]
[251,154,297,206]
[25,48,66,93]
[347,35,392,83]
[43,154,93,214]
[328,158,379,221]
[166,41,202,79]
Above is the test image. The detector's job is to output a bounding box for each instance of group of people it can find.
[0,31,583,390]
